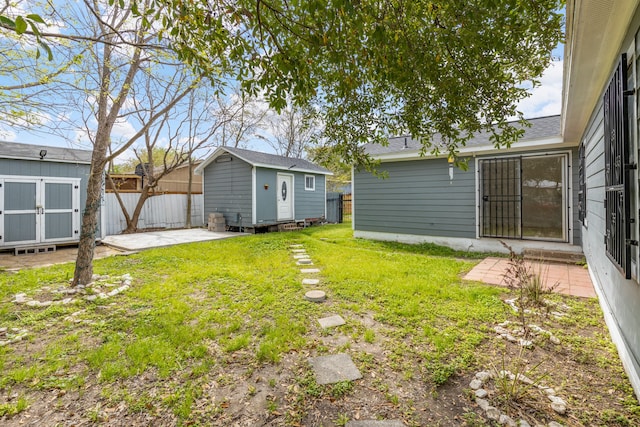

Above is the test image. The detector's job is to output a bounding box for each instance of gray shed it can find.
[0,141,95,250]
[195,147,331,230]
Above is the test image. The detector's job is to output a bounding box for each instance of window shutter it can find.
[603,54,632,279]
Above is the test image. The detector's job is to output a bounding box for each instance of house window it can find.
[603,54,634,279]
[305,175,315,191]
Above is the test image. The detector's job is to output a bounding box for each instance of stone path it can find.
[289,243,403,426]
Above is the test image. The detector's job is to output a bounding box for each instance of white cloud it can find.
[517,61,563,119]
[111,118,138,140]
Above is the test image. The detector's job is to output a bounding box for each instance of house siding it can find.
[354,158,477,238]
[295,173,325,219]
[202,154,253,227]
[582,98,640,381]
[255,168,278,224]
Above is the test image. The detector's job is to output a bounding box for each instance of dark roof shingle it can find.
[0,141,93,164]
[365,115,562,156]
[218,146,331,175]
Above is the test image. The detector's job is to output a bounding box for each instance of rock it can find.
[474,389,488,398]
[499,414,517,426]
[476,371,492,382]
[61,298,74,305]
[40,301,53,307]
[518,420,531,427]
[519,339,534,348]
[0,340,7,347]
[0,327,6,335]
[469,379,483,390]
[544,388,556,395]
[486,406,501,421]
[26,300,40,307]
[14,293,28,304]
[548,422,564,427]
[475,398,490,411]
[123,280,132,286]
[551,402,566,414]
[548,396,566,405]
[121,273,131,281]
[84,295,97,301]
[494,326,510,335]
[515,373,534,385]
[505,334,518,342]
[498,321,511,327]
[550,335,561,345]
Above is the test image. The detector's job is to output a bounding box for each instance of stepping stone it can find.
[293,254,310,259]
[305,290,326,302]
[318,315,345,329]
[301,268,320,274]
[302,278,320,285]
[297,259,313,265]
[291,249,306,253]
[308,353,362,385]
[290,244,304,248]
[347,421,404,427]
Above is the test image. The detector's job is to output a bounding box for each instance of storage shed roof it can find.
[365,115,562,157]
[196,146,332,175]
[0,141,93,164]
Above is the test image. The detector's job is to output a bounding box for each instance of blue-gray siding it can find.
[202,154,253,227]
[354,149,581,245]
[255,168,325,224]
[294,173,325,219]
[582,99,640,379]
[354,158,477,238]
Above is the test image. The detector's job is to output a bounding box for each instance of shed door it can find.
[277,173,294,221]
[0,177,81,247]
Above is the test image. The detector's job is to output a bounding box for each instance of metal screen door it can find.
[480,157,522,239]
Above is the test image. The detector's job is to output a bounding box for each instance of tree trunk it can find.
[123,186,152,233]
[185,158,193,228]
[73,149,108,286]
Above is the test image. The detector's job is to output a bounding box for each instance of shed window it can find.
[603,54,634,279]
[305,175,315,191]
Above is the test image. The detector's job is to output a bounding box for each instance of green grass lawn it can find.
[0,223,638,426]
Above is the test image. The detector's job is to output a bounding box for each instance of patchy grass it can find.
[0,223,638,426]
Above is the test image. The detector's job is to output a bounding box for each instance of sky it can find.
[0,5,566,160]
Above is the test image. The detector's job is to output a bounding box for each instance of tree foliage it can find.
[139,0,564,166]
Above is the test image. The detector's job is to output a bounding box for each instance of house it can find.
[352,0,640,399]
[562,0,640,399]
[352,115,580,255]
[195,147,331,231]
[0,141,97,251]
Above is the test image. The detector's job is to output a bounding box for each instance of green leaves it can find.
[0,12,52,60]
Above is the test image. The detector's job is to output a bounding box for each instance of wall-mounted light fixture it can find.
[448,155,455,183]
[264,184,269,190]
[39,149,47,160]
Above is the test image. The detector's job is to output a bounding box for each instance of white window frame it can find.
[304,174,315,191]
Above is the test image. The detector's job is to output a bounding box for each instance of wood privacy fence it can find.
[103,193,204,236]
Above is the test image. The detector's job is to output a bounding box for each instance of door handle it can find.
[482,196,489,201]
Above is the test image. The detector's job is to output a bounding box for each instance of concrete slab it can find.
[318,315,345,329]
[302,278,320,285]
[347,421,404,427]
[297,259,313,265]
[293,254,310,259]
[0,245,121,271]
[308,353,362,385]
[301,268,321,274]
[291,249,306,253]
[101,228,247,251]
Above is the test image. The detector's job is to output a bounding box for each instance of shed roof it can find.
[0,141,93,164]
[365,115,563,158]
[196,146,332,175]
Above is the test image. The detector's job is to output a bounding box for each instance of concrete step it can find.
[523,248,585,264]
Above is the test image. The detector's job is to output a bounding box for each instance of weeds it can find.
[491,345,547,406]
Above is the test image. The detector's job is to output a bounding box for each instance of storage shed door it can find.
[0,177,80,247]
[277,173,294,221]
